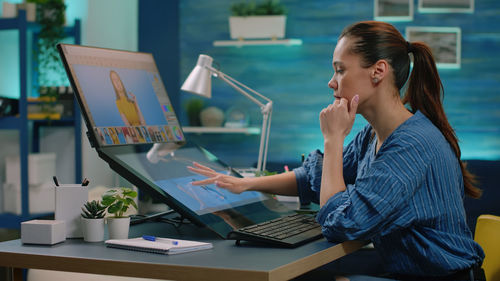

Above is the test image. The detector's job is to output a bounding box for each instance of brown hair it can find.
[340,21,481,198]
[110,70,128,100]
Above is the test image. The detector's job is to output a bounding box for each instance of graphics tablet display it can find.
[58,44,183,147]
[58,44,293,238]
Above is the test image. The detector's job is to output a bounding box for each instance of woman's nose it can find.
[328,78,337,90]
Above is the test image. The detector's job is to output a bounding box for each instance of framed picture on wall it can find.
[406,27,461,69]
[374,0,413,21]
[418,0,474,13]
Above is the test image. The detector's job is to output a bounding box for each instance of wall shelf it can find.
[0,11,82,228]
[183,126,260,135]
[213,38,302,47]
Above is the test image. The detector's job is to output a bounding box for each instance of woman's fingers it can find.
[193,162,216,173]
[187,166,216,178]
[188,162,245,193]
[191,177,217,186]
[187,162,223,185]
[349,95,359,119]
[339,97,348,108]
[333,97,340,106]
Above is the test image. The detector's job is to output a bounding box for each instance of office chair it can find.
[474,214,500,281]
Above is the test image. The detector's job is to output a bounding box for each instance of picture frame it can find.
[406,27,461,69]
[418,0,474,13]
[374,0,413,21]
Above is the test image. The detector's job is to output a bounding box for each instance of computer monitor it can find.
[58,44,293,238]
[58,44,183,147]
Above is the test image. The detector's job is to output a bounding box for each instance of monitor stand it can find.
[130,209,176,225]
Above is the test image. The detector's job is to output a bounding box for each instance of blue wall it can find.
[139,0,180,113]
[179,0,500,168]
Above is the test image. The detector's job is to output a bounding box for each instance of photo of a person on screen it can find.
[110,70,146,126]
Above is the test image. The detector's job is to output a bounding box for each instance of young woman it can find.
[188,21,484,281]
[110,70,146,126]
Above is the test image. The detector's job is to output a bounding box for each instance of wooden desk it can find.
[0,219,364,281]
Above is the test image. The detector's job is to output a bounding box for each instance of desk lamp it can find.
[181,54,272,173]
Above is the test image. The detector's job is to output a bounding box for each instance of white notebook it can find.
[105,237,213,255]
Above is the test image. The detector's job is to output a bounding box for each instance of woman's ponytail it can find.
[403,42,481,198]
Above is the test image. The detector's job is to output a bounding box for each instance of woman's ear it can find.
[371,59,389,84]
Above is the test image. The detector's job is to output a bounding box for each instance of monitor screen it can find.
[58,44,291,238]
[108,144,266,216]
[59,44,183,147]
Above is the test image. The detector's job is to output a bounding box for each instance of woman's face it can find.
[328,37,372,108]
[111,72,125,96]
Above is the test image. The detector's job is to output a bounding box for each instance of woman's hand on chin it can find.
[320,95,359,142]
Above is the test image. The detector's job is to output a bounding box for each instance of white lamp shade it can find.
[181,54,213,98]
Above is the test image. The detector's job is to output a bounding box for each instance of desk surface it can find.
[0,220,364,281]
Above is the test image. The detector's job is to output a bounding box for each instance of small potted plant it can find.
[229,0,287,40]
[101,187,138,239]
[81,200,106,242]
[184,98,205,126]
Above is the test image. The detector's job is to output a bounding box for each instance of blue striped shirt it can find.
[294,111,484,276]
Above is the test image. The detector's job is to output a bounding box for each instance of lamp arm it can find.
[205,65,273,172]
[254,103,273,172]
[261,106,272,172]
[221,72,272,103]
[207,66,272,106]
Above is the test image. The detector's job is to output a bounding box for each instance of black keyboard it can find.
[227,213,323,248]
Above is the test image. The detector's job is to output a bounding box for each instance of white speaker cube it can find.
[21,220,66,245]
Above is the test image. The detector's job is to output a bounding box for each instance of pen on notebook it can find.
[53,176,59,186]
[142,235,178,245]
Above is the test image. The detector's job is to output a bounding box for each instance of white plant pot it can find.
[229,15,286,39]
[107,217,130,240]
[81,217,105,242]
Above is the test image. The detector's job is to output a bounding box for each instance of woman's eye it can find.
[335,69,344,74]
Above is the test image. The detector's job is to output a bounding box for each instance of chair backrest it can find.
[463,160,500,236]
[474,214,500,281]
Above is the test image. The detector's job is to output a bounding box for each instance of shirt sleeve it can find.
[316,135,431,242]
[293,149,323,205]
[293,126,369,205]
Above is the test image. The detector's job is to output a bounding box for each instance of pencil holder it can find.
[55,184,88,238]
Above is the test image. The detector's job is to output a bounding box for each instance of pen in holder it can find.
[54,177,88,238]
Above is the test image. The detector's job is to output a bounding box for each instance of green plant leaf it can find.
[100,187,138,217]
[123,190,137,198]
[30,0,67,87]
[81,208,91,218]
[81,200,106,219]
[101,195,115,206]
[107,201,123,214]
[230,0,285,16]
[102,190,118,203]
[126,198,138,211]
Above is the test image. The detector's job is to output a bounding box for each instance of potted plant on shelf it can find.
[27,0,67,107]
[80,200,106,242]
[184,98,205,126]
[229,0,287,40]
[101,187,138,239]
